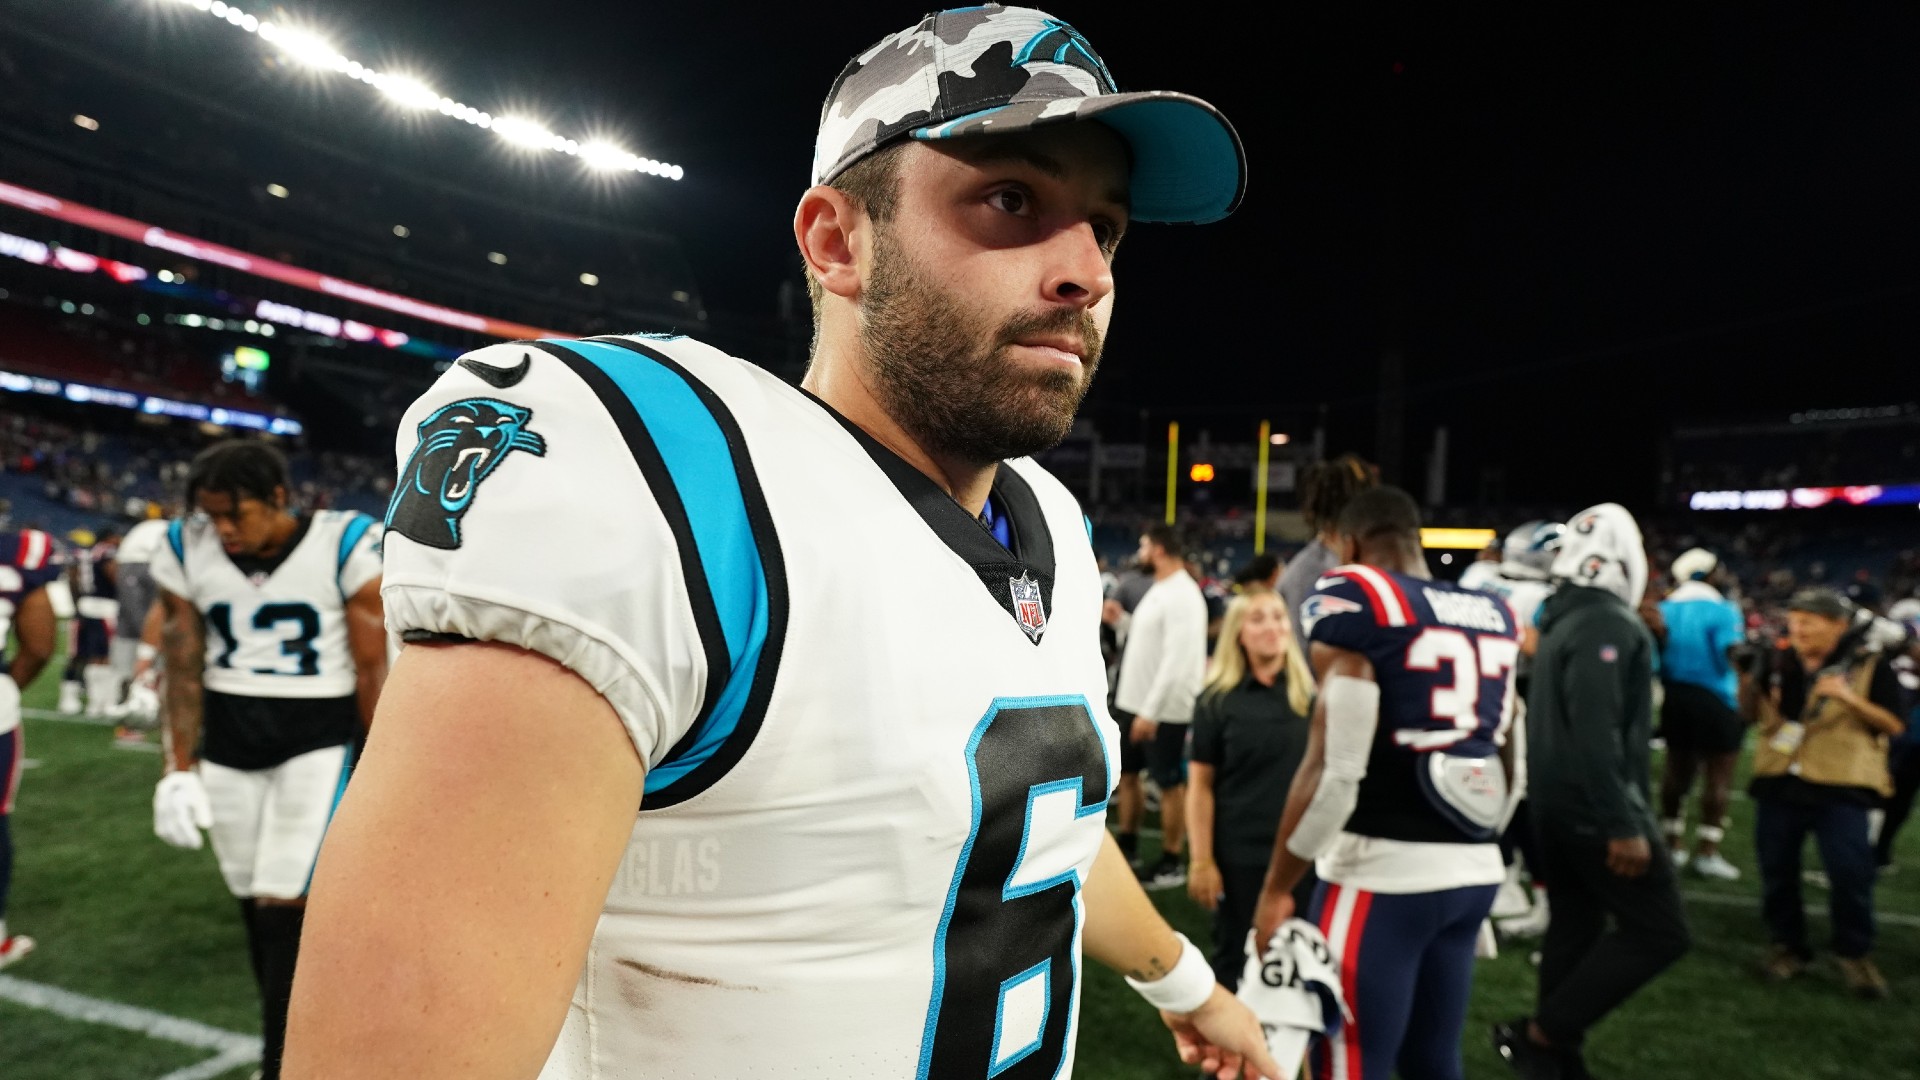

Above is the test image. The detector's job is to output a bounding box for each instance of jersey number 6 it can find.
[919,696,1110,1080]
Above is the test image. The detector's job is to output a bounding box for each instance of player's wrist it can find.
[1124,931,1216,1015]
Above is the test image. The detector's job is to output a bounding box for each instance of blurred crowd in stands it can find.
[0,408,389,537]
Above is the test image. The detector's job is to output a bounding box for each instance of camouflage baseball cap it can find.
[813,5,1245,224]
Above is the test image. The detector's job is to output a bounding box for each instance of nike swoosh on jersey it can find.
[459,352,532,388]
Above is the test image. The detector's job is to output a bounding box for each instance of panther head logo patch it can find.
[385,398,546,550]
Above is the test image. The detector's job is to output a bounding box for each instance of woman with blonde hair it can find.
[1186,585,1320,988]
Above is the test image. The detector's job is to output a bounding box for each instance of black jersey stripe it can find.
[526,340,732,782]
[582,335,788,810]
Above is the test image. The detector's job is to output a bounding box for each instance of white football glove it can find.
[124,677,161,726]
[153,770,213,850]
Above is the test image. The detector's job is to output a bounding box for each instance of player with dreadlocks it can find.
[1277,455,1378,635]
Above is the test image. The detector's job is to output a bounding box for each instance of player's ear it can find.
[271,485,288,512]
[795,185,864,303]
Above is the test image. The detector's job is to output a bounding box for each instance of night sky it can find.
[75,2,1920,505]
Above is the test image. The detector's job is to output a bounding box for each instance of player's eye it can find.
[1092,217,1124,255]
[987,187,1031,216]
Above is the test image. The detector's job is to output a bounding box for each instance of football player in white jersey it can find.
[288,7,1278,1080]
[1458,521,1561,654]
[1459,521,1560,933]
[108,516,173,735]
[149,441,386,1080]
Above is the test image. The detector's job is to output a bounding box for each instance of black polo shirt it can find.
[1190,673,1311,867]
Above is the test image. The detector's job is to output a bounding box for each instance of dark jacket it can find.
[1527,585,1659,840]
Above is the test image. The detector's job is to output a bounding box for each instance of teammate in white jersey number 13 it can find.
[285,6,1282,1080]
[149,441,388,1080]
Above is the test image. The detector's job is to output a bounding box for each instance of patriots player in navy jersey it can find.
[0,527,60,968]
[1253,488,1521,1080]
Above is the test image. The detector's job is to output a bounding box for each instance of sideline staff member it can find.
[1744,587,1905,999]
[1499,504,1689,1080]
[1184,587,1316,989]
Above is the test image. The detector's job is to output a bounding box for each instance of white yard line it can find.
[0,974,260,1079]
[21,706,117,726]
[154,1045,260,1080]
[21,706,160,750]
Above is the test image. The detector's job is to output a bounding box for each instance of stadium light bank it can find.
[152,0,684,181]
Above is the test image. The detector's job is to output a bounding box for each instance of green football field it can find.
[4,658,1917,1079]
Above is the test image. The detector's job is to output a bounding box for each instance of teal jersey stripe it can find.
[336,513,374,571]
[555,340,770,796]
[335,513,375,599]
[302,740,357,897]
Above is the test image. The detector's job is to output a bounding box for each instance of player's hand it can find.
[154,770,212,850]
[1606,835,1651,878]
[1251,887,1295,956]
[1161,985,1283,1079]
[1130,716,1159,743]
[1188,860,1224,912]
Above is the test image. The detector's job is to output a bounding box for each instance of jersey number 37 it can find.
[1401,628,1520,750]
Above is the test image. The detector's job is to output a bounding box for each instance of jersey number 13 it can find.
[206,601,323,677]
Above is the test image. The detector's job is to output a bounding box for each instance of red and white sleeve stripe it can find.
[15,529,51,571]
[1331,564,1412,627]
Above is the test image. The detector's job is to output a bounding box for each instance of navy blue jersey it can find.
[1303,564,1521,844]
[0,529,61,654]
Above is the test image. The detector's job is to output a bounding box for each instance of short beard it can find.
[858,227,1103,467]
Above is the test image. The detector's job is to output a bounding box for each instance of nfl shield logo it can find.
[1009,573,1046,643]
[248,571,271,589]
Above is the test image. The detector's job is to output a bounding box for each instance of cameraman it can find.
[1742,588,1906,999]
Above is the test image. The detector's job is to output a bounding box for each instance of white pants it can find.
[201,744,352,900]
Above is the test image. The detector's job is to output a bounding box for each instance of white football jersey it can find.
[117,518,172,566]
[1463,569,1553,632]
[381,335,1121,1080]
[1455,559,1500,594]
[148,510,382,699]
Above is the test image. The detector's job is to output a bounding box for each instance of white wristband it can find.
[1124,932,1216,1014]
[136,642,159,662]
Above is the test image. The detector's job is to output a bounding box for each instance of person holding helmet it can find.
[1497,504,1690,1080]
[1652,548,1749,880]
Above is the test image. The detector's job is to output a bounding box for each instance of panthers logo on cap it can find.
[386,398,546,550]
